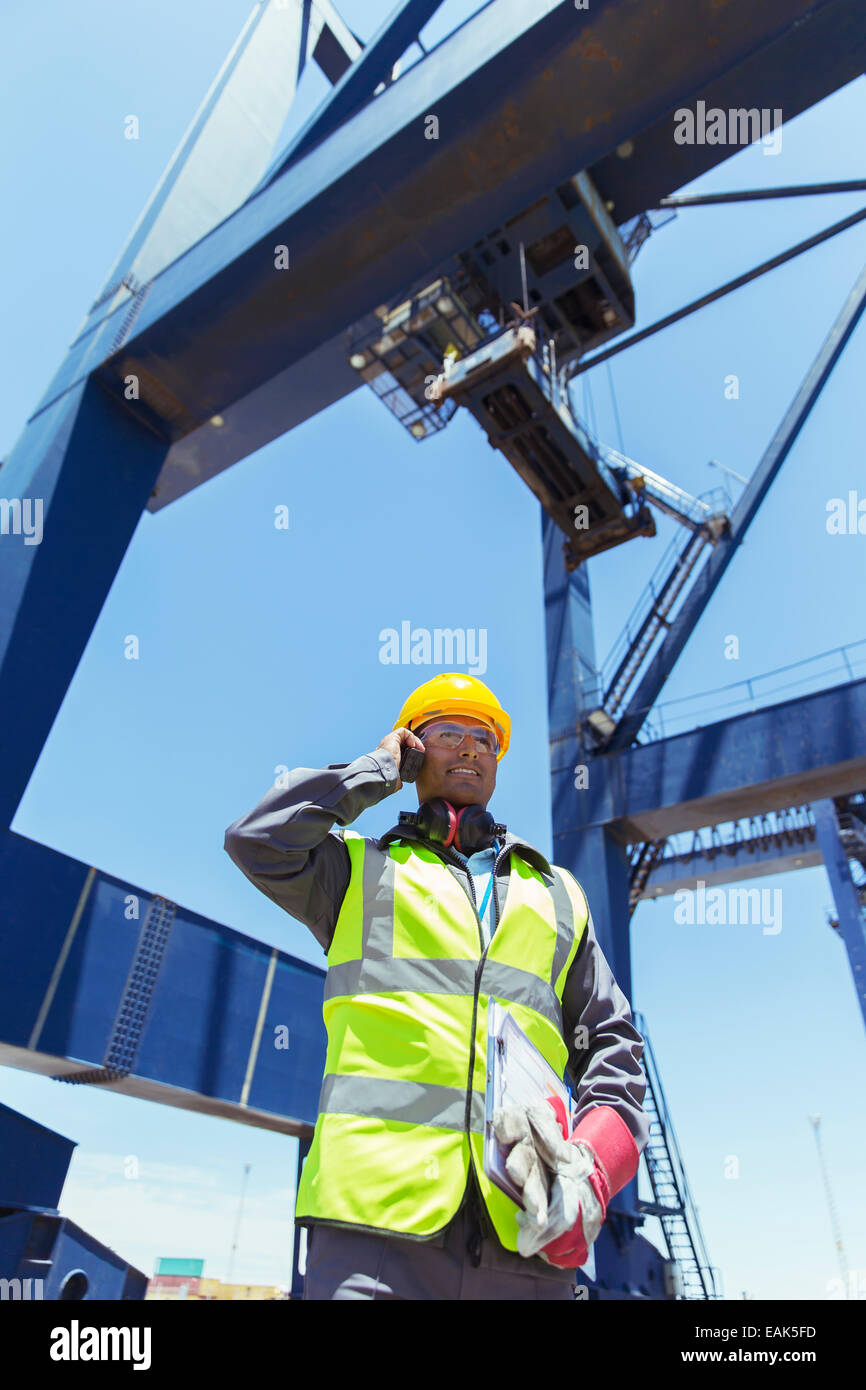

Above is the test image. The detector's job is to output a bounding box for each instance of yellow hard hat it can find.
[393,673,510,760]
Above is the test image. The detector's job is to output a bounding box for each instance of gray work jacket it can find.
[224,747,650,1156]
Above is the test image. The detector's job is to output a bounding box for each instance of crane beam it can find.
[22,0,865,508]
[607,261,866,750]
[576,679,866,844]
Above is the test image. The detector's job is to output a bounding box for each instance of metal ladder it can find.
[602,526,710,717]
[628,838,668,915]
[589,462,730,724]
[632,1010,720,1299]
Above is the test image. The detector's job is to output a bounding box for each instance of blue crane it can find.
[1,0,865,1301]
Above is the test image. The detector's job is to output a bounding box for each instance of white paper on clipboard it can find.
[484,998,596,1279]
[483,999,575,1205]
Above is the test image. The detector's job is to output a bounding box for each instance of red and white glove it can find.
[538,1096,639,1268]
[492,1096,639,1267]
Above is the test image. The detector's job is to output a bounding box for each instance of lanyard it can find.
[477,870,495,924]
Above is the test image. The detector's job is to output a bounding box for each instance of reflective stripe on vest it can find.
[295,832,589,1249]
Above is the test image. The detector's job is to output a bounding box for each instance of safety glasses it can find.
[417,721,500,756]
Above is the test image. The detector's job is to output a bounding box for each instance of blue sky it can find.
[1,0,865,1299]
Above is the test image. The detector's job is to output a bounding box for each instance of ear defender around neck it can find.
[399,799,506,854]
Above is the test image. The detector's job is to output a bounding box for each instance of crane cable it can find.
[606,357,626,455]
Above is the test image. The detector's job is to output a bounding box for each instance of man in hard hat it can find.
[224,674,649,1300]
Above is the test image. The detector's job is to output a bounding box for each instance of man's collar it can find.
[375,819,553,878]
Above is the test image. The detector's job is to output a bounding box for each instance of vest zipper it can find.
[408,837,514,1244]
[436,847,487,1141]
[489,840,509,933]
[438,841,510,1169]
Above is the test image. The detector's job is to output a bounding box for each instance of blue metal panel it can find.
[544,509,638,986]
[0,830,326,1135]
[0,1103,75,1211]
[0,1211,147,1300]
[29,874,149,1068]
[544,513,601,736]
[812,799,866,1033]
[0,833,102,1049]
[583,1224,674,1299]
[246,965,328,1119]
[131,916,282,1106]
[575,829,634,998]
[149,334,363,511]
[0,378,170,828]
[582,680,866,842]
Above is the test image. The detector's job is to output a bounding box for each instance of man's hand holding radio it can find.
[376,727,426,788]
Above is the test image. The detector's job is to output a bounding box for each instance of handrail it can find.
[598,525,709,702]
[639,639,866,742]
[587,639,866,743]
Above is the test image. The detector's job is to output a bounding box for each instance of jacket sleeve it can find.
[560,906,651,1157]
[223,748,400,954]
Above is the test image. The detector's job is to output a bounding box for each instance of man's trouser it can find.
[301,1169,580,1301]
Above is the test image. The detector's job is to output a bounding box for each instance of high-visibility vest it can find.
[295,830,589,1251]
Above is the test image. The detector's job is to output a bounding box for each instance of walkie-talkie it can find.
[399,746,426,783]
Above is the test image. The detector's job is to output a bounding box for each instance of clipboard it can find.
[484,999,576,1205]
[483,998,596,1279]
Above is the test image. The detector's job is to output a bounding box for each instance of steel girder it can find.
[575,679,866,845]
[637,835,823,900]
[0,379,171,826]
[0,826,326,1137]
[18,0,865,508]
[812,799,866,1032]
